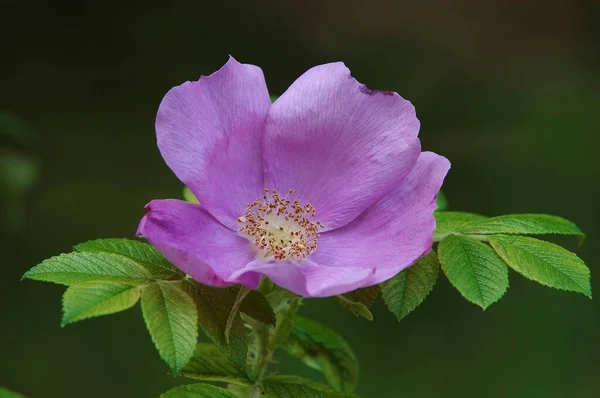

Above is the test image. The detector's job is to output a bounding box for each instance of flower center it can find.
[237,189,323,261]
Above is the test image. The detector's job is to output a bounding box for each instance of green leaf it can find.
[381,251,440,321]
[270,95,279,103]
[438,235,509,309]
[75,238,184,280]
[23,251,153,286]
[182,186,199,204]
[239,288,276,326]
[282,316,358,393]
[262,375,357,397]
[488,235,591,297]
[434,211,488,237]
[141,281,198,372]
[265,287,302,349]
[0,386,26,398]
[343,285,379,308]
[458,214,585,240]
[179,343,251,385]
[183,281,248,370]
[336,285,379,320]
[334,295,373,321]
[225,286,251,344]
[160,383,237,398]
[436,190,448,211]
[62,282,140,326]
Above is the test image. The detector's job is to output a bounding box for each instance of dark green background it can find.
[2,1,599,397]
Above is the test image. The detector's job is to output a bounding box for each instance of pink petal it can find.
[137,199,260,288]
[156,57,271,229]
[227,259,374,297]
[310,152,451,285]
[263,62,421,231]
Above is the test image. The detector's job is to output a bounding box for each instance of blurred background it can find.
[2,0,599,397]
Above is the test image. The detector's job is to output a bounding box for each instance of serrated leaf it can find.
[182,281,248,370]
[262,375,357,397]
[438,235,509,309]
[488,235,591,297]
[434,211,488,236]
[75,238,183,280]
[458,214,585,240]
[281,316,358,393]
[436,190,448,211]
[160,383,237,398]
[62,282,140,326]
[182,186,199,204]
[23,252,153,286]
[141,281,198,372]
[337,285,379,320]
[381,251,440,321]
[179,343,251,385]
[334,295,373,321]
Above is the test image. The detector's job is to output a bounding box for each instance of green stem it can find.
[247,295,303,398]
[249,323,274,398]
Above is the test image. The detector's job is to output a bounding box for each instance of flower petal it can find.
[156,57,271,229]
[310,152,451,285]
[137,199,260,288]
[263,63,421,231]
[227,259,374,297]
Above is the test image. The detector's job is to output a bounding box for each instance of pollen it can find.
[237,188,323,261]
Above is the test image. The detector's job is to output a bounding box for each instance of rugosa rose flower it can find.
[137,57,450,297]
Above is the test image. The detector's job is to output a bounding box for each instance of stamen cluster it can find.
[237,189,323,261]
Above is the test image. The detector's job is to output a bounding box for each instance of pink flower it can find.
[137,57,450,297]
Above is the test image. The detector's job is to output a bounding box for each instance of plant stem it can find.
[247,294,303,398]
[249,323,274,398]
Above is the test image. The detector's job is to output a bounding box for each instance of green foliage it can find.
[141,281,198,372]
[179,343,251,385]
[23,251,154,286]
[225,286,252,344]
[183,281,249,370]
[23,202,592,398]
[224,285,276,343]
[434,211,488,236]
[282,316,358,393]
[239,287,276,326]
[438,235,509,309]
[62,282,140,326]
[182,186,199,204]
[457,214,584,240]
[434,211,589,302]
[75,238,184,280]
[334,296,373,321]
[0,386,26,398]
[336,286,379,320]
[381,251,440,320]
[262,375,358,397]
[265,287,302,349]
[488,235,591,297]
[160,383,237,398]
